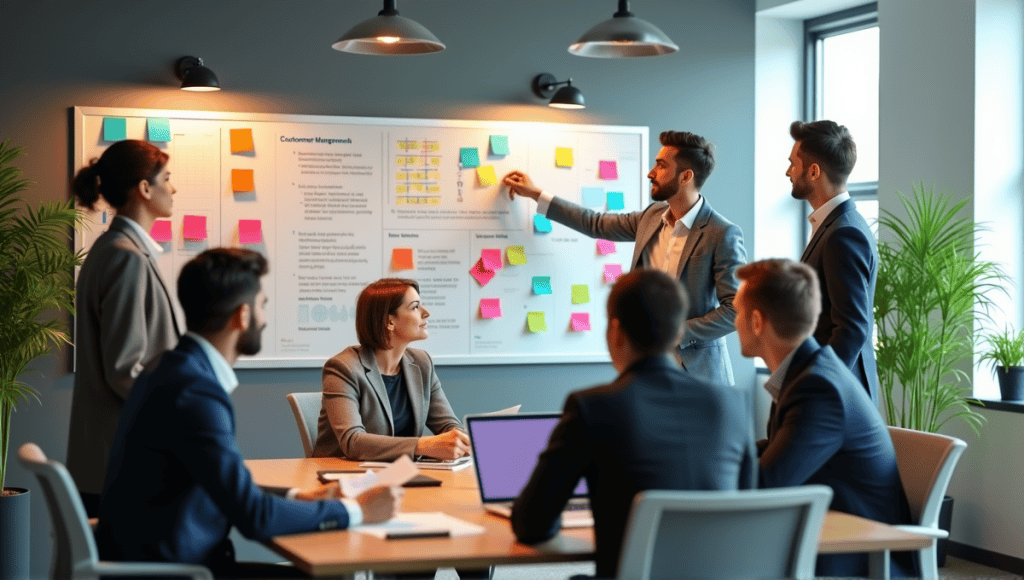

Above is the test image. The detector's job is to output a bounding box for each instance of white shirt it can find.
[807,192,851,241]
[764,346,799,402]
[117,215,163,257]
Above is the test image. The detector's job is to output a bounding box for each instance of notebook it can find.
[464,413,593,528]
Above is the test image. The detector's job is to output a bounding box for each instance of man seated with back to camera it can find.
[510,269,757,579]
[732,258,915,578]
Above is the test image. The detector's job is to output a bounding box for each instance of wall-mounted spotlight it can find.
[175,56,221,91]
[532,74,585,109]
[569,0,678,58]
[332,0,445,55]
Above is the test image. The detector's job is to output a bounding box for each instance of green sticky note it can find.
[490,135,509,155]
[507,245,527,265]
[103,117,127,141]
[571,284,590,304]
[147,118,171,142]
[607,191,625,210]
[533,276,552,295]
[527,311,548,333]
[460,147,480,168]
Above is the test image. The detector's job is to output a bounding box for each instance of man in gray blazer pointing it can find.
[504,131,746,385]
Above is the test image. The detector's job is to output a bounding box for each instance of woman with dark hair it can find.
[313,278,469,461]
[66,139,185,515]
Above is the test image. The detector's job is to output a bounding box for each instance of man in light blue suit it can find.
[503,131,746,385]
[97,248,400,578]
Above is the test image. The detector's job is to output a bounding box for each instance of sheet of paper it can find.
[480,249,503,271]
[392,248,414,271]
[183,215,207,241]
[342,455,419,498]
[555,147,573,168]
[527,311,548,333]
[477,165,497,186]
[352,512,485,539]
[230,128,254,153]
[506,245,527,265]
[534,214,553,233]
[232,168,254,192]
[604,263,623,283]
[470,259,496,286]
[570,312,591,332]
[147,117,171,142]
[571,284,590,304]
[238,219,262,244]
[103,117,127,141]
[490,135,509,155]
[596,239,616,255]
[599,160,618,180]
[533,276,552,295]
[607,191,625,210]
[150,219,172,242]
[480,298,502,319]
[582,187,605,207]
[460,147,479,168]
[483,405,521,415]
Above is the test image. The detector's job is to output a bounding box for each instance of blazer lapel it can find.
[111,217,185,336]
[800,200,853,262]
[769,338,821,438]
[675,200,711,277]
[401,353,426,435]
[358,345,395,433]
[633,203,669,269]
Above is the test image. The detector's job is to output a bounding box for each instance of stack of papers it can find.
[352,512,484,539]
[361,456,474,471]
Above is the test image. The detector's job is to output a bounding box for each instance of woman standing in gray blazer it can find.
[314,278,468,461]
[66,140,185,515]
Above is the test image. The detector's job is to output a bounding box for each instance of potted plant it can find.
[873,182,1007,566]
[979,327,1024,401]
[0,140,83,579]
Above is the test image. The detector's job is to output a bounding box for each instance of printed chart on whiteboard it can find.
[74,107,648,368]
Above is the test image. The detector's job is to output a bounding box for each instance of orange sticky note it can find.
[183,215,207,241]
[230,128,254,153]
[392,248,414,271]
[239,219,262,244]
[232,169,254,192]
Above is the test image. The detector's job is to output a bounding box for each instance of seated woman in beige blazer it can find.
[313,278,469,461]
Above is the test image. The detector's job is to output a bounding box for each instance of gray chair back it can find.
[287,392,322,458]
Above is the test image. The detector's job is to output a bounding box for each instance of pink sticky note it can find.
[604,264,623,283]
[596,239,616,255]
[183,215,207,241]
[470,259,496,286]
[238,219,262,244]
[599,160,618,180]
[480,298,502,319]
[150,219,172,242]
[481,248,503,271]
[570,312,591,332]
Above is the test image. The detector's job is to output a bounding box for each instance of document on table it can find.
[360,456,474,471]
[352,512,485,539]
[339,454,418,497]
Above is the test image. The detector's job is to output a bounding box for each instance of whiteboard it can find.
[73,107,648,367]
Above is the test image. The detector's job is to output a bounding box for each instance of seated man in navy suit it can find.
[511,269,757,579]
[96,248,401,578]
[733,258,914,578]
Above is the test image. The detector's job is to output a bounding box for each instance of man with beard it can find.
[786,120,878,402]
[96,248,400,579]
[503,131,746,385]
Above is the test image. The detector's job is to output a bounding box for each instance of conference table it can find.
[247,457,931,579]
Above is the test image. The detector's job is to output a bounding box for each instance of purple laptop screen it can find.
[469,416,588,501]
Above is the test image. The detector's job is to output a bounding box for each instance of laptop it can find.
[465,413,593,528]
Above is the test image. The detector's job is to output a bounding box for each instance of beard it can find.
[238,309,265,356]
[650,174,679,202]
[790,175,812,201]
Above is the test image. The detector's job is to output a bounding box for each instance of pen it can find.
[385,530,451,540]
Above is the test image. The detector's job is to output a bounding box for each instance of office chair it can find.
[616,486,833,580]
[887,426,968,580]
[17,443,213,580]
[287,391,322,458]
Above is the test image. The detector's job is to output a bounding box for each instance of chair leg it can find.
[868,549,892,580]
[919,541,939,580]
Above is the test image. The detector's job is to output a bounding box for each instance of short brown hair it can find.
[736,259,820,341]
[356,278,420,350]
[659,130,715,190]
[607,269,688,356]
[789,120,857,187]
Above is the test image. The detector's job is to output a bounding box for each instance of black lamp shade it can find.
[550,85,586,109]
[332,14,445,55]
[181,65,220,91]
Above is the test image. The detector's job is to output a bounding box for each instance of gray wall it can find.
[0,1,756,575]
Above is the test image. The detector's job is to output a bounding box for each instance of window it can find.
[805,4,879,237]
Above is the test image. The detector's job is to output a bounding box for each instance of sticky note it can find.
[490,135,509,155]
[533,276,552,295]
[507,245,527,266]
[232,169,255,192]
[481,249,503,271]
[392,248,414,271]
[599,160,618,180]
[597,239,617,255]
[238,219,262,244]
[571,284,590,304]
[480,298,502,319]
[230,128,254,153]
[182,215,207,241]
[150,219,172,242]
[460,147,480,168]
[534,214,553,233]
[477,166,497,186]
[604,264,623,283]
[470,259,496,286]
[555,147,573,168]
[147,118,171,142]
[527,312,548,333]
[570,312,591,332]
[103,117,127,141]
[607,191,625,210]
[582,187,605,207]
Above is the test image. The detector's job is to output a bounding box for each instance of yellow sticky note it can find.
[527,312,548,333]
[477,165,497,186]
[571,284,590,304]
[230,128,254,153]
[507,245,527,266]
[555,147,574,168]
[232,169,254,192]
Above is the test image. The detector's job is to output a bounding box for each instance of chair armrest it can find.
[892,524,949,539]
[91,561,214,580]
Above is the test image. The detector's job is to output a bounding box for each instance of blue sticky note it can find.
[607,191,625,210]
[460,147,480,168]
[582,187,605,207]
[147,118,171,142]
[490,135,510,155]
[103,117,127,142]
[534,214,553,233]
[533,276,552,295]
